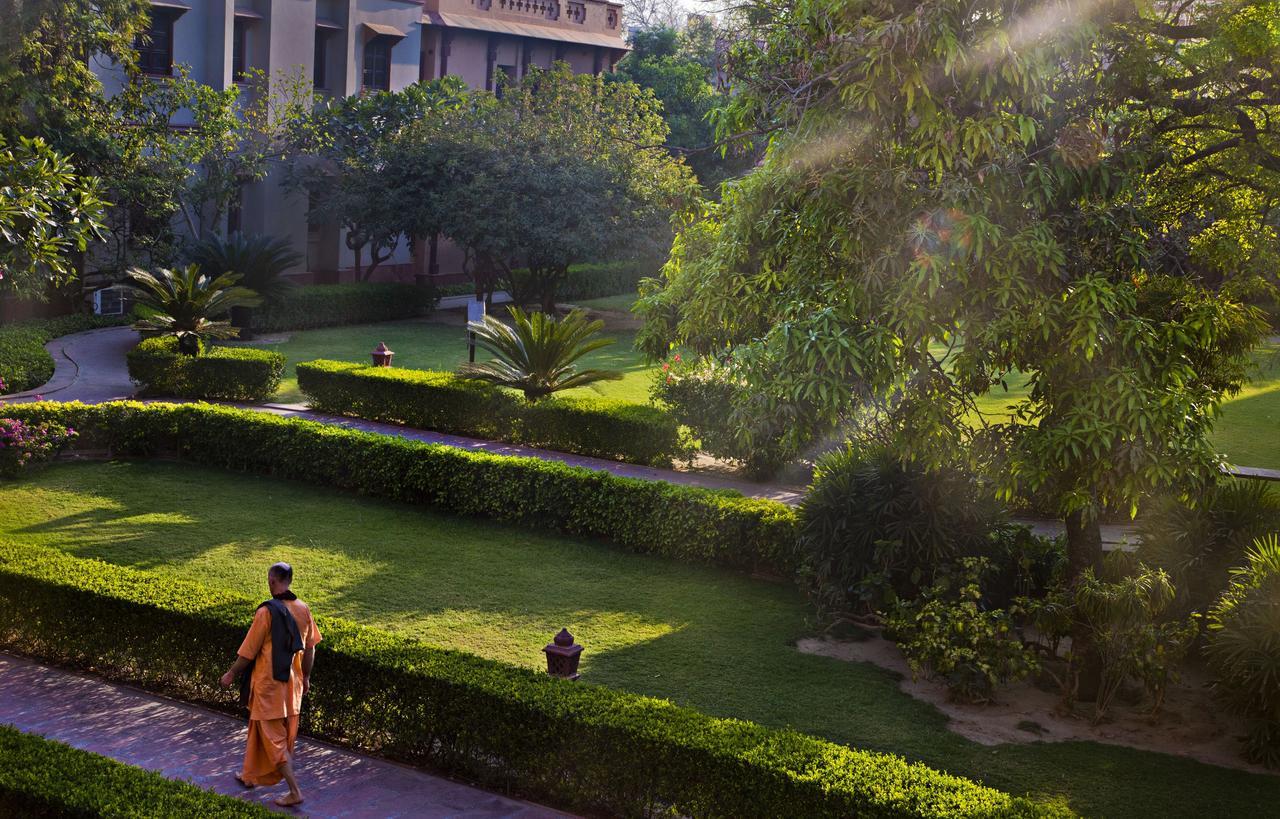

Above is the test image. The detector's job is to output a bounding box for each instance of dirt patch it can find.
[797,635,1274,776]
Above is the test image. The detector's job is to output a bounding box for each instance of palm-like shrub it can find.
[457,307,622,401]
[184,233,300,305]
[127,265,260,356]
[1206,534,1280,767]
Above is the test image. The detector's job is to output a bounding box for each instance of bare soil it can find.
[797,635,1275,776]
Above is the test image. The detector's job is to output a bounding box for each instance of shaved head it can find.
[268,562,293,585]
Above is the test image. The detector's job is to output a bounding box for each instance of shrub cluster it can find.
[248,283,436,332]
[0,314,130,394]
[0,543,1057,819]
[2,401,797,576]
[0,724,270,817]
[0,418,76,478]
[297,360,683,466]
[127,337,284,402]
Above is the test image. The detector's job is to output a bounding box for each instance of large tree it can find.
[388,66,697,309]
[638,0,1277,691]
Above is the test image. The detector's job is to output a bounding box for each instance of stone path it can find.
[0,326,139,405]
[0,653,567,818]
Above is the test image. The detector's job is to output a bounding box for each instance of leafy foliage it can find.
[248,283,437,333]
[184,233,300,305]
[799,443,1010,615]
[886,558,1039,704]
[126,265,260,355]
[1206,535,1280,767]
[0,418,75,478]
[127,336,284,402]
[1138,480,1280,613]
[459,307,623,401]
[0,724,271,818]
[0,135,106,298]
[1070,555,1198,720]
[298,359,683,466]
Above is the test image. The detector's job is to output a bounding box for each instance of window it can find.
[232,18,249,80]
[494,64,514,97]
[135,8,179,76]
[362,36,392,92]
[227,186,243,236]
[313,30,330,89]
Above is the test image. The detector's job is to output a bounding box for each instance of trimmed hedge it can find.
[2,401,795,575]
[297,359,683,466]
[0,543,1060,818]
[0,724,269,817]
[127,337,284,402]
[249,283,437,333]
[0,315,130,395]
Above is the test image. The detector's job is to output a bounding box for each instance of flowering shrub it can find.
[0,418,75,478]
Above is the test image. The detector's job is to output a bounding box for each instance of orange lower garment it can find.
[240,715,299,786]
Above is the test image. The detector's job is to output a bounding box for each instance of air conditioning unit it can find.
[93,285,131,316]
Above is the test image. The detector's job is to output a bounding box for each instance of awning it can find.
[363,22,407,40]
[315,16,344,30]
[424,12,628,50]
[149,1,191,12]
[233,7,264,20]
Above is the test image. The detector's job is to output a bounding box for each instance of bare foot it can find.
[274,793,304,808]
[233,773,255,789]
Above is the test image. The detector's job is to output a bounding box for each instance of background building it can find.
[94,0,627,282]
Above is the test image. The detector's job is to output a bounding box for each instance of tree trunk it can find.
[1065,508,1104,702]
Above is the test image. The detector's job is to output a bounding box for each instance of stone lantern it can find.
[543,628,583,681]
[371,342,395,367]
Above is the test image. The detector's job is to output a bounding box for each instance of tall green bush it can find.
[249,283,436,332]
[1206,534,1280,767]
[127,337,284,402]
[0,543,1057,818]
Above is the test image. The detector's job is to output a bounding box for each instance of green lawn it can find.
[571,292,640,312]
[2,460,1277,816]
[256,319,654,405]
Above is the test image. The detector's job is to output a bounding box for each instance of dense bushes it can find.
[1138,480,1280,613]
[1206,535,1280,767]
[799,443,1020,614]
[248,283,436,332]
[298,360,683,466]
[127,337,284,402]
[0,724,269,817]
[0,314,130,394]
[2,401,796,576]
[0,543,1055,818]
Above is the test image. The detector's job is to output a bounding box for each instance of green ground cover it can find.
[2,460,1277,816]
[571,292,640,312]
[964,342,1280,469]
[259,319,652,405]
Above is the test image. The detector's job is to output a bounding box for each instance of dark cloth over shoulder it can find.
[238,591,304,707]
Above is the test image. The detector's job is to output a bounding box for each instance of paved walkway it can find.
[0,325,139,405]
[0,653,566,818]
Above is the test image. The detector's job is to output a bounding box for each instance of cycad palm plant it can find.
[458,307,622,401]
[185,234,300,305]
[127,265,261,356]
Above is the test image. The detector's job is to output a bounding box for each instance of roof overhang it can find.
[315,17,344,30]
[363,22,408,41]
[424,12,628,50]
[233,7,264,20]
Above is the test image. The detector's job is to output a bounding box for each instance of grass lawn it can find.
[257,318,654,405]
[2,459,1278,817]
[571,292,640,312]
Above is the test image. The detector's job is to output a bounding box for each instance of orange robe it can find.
[236,597,321,786]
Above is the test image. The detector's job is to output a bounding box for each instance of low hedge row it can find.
[127,337,285,402]
[3,401,795,575]
[0,724,269,817]
[0,314,130,394]
[249,283,437,332]
[0,543,1058,818]
[297,359,684,466]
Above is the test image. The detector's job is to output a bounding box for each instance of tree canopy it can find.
[638,0,1278,573]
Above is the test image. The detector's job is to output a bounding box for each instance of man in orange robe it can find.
[219,561,320,808]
